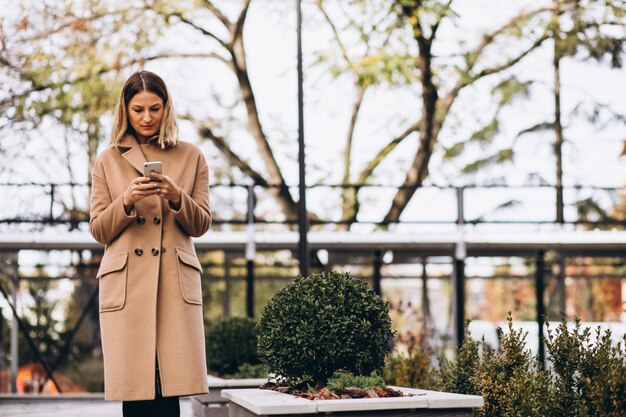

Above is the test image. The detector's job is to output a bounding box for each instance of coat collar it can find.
[117,133,159,149]
[118,133,159,175]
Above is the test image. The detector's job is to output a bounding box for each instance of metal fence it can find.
[0,182,623,228]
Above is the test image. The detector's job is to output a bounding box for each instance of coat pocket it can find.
[175,246,203,305]
[96,251,128,312]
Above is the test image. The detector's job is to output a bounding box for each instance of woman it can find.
[89,70,211,417]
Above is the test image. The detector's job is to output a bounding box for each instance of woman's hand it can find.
[122,176,160,213]
[149,172,182,208]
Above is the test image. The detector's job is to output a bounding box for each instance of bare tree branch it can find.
[0,52,231,113]
[430,0,454,40]
[464,6,552,72]
[145,52,233,70]
[231,0,251,43]
[339,86,366,226]
[472,32,550,81]
[12,5,146,43]
[317,1,353,68]
[437,28,551,136]
[180,113,268,186]
[175,13,229,50]
[356,121,420,185]
[203,0,231,29]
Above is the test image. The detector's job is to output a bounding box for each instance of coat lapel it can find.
[117,133,165,214]
[119,134,159,176]
[123,146,146,176]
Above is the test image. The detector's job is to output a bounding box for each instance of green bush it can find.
[545,316,626,417]
[206,317,260,376]
[470,319,554,417]
[257,271,394,386]
[382,314,626,417]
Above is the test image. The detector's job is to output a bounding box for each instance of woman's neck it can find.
[133,133,150,145]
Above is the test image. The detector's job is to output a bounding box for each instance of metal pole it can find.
[246,184,256,318]
[454,187,466,349]
[10,258,18,393]
[453,259,465,349]
[372,250,382,295]
[536,249,546,368]
[296,0,310,276]
[223,254,231,318]
[421,257,432,337]
[49,184,55,221]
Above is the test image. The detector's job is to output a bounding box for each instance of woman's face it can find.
[127,90,164,140]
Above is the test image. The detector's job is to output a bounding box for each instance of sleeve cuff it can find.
[119,197,137,218]
[124,206,137,218]
[167,194,184,213]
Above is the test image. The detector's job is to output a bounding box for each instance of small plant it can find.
[471,316,549,417]
[231,363,268,379]
[206,317,260,376]
[257,271,395,386]
[384,347,436,389]
[326,370,387,391]
[436,324,482,395]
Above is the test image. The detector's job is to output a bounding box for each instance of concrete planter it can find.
[192,375,268,417]
[221,387,484,417]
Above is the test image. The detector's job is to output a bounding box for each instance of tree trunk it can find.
[553,0,565,224]
[230,36,299,222]
[551,0,567,317]
[340,87,366,229]
[383,35,438,225]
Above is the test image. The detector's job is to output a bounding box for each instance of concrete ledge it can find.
[207,375,267,388]
[223,389,317,415]
[193,377,268,417]
[221,387,484,415]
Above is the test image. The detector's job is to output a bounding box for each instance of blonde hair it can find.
[110,70,178,149]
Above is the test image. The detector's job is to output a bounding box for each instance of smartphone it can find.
[143,161,163,180]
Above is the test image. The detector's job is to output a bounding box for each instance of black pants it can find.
[122,358,180,417]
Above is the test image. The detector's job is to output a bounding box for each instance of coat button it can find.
[151,248,159,256]
[137,216,145,225]
[161,247,166,254]
[135,248,143,256]
[153,216,161,225]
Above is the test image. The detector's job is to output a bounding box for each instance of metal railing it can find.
[0,182,623,228]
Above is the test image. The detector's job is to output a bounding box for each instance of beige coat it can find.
[89,134,211,401]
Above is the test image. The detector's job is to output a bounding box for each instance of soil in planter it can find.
[259,382,414,401]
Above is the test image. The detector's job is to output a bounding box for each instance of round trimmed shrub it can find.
[206,317,260,376]
[257,271,394,385]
